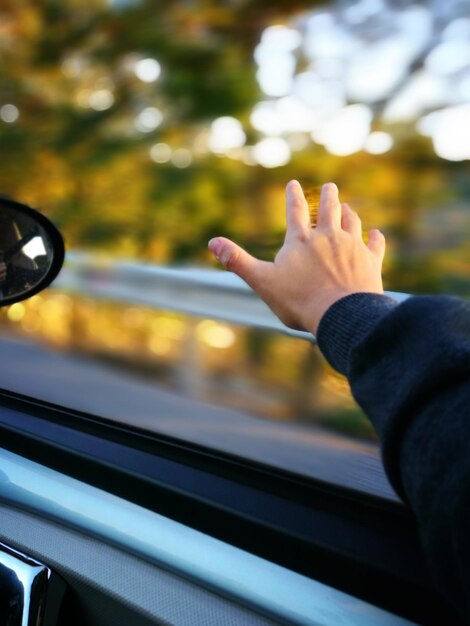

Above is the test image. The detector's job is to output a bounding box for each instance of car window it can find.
[0,0,468,500]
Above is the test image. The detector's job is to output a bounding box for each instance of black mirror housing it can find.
[0,198,65,306]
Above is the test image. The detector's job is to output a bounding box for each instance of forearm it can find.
[317,294,470,616]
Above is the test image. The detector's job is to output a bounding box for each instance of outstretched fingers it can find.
[367,229,386,260]
[341,202,362,237]
[208,237,272,292]
[285,180,311,240]
[317,182,342,230]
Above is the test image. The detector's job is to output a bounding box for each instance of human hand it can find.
[208,181,386,335]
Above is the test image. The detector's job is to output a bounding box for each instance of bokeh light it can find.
[7,303,25,322]
[364,132,394,155]
[134,107,163,132]
[208,117,246,154]
[248,2,470,164]
[196,320,236,349]
[253,137,291,168]
[134,58,161,82]
[171,148,192,168]
[150,143,172,163]
[312,104,372,156]
[418,104,470,161]
[1,104,19,123]
[89,90,115,111]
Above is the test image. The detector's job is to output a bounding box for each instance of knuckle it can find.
[322,226,337,239]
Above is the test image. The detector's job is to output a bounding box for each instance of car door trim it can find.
[0,448,415,626]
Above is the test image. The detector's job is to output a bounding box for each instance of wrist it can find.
[316,292,398,374]
[305,289,371,336]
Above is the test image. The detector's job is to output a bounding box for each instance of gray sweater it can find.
[317,293,470,622]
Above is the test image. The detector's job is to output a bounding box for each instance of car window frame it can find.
[0,385,462,624]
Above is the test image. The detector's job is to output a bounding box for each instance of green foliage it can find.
[0,0,468,298]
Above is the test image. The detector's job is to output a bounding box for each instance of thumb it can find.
[208,237,267,290]
[367,229,386,260]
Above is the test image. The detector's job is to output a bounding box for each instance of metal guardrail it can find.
[54,252,410,342]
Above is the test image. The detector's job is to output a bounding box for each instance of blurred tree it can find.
[0,0,468,297]
[0,1,313,234]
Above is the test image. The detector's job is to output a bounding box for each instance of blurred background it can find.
[0,0,468,493]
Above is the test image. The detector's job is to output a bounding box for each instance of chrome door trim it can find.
[0,540,64,625]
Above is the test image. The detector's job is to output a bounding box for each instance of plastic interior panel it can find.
[0,449,416,626]
[0,504,281,626]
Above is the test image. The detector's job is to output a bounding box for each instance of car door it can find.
[0,1,468,624]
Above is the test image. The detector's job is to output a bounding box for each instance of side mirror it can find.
[0,198,65,306]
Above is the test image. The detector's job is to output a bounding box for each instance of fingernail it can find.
[208,238,222,258]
